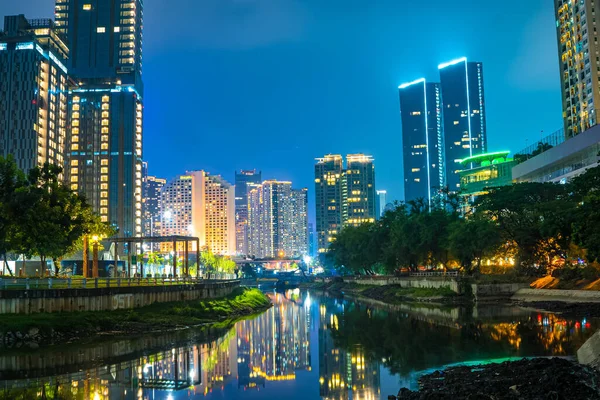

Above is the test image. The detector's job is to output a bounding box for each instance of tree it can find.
[448,216,501,274]
[0,156,26,275]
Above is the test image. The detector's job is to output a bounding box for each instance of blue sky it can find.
[2,0,562,214]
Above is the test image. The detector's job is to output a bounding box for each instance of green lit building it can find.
[458,151,515,200]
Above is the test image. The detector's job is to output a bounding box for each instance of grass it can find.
[0,287,271,339]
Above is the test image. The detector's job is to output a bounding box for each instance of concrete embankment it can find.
[512,288,600,303]
[0,280,240,314]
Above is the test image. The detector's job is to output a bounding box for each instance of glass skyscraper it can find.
[235,170,262,255]
[398,79,444,205]
[438,57,487,191]
[58,0,144,237]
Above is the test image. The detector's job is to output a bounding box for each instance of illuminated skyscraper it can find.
[398,79,444,204]
[161,171,235,255]
[58,0,144,237]
[345,154,376,226]
[0,15,69,174]
[235,169,262,255]
[438,57,487,191]
[141,162,166,238]
[554,0,600,138]
[315,155,346,254]
[247,181,308,258]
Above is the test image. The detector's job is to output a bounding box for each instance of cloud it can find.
[508,6,559,90]
[147,0,308,50]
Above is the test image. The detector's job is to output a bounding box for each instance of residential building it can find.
[308,222,316,257]
[141,162,166,238]
[554,0,600,138]
[247,180,308,258]
[314,155,346,254]
[235,169,262,255]
[0,15,69,174]
[398,78,444,204]
[59,0,144,237]
[375,190,387,219]
[160,171,235,255]
[346,154,376,226]
[438,57,487,191]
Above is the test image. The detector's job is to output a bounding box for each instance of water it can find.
[0,290,598,400]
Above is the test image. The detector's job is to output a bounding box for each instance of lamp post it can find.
[92,235,99,278]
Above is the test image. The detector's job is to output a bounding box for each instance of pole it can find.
[92,242,99,278]
[196,239,200,278]
[83,235,89,278]
[173,240,177,277]
[184,241,189,277]
[127,241,132,277]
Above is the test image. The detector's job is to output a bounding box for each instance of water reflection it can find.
[0,291,598,399]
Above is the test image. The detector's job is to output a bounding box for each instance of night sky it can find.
[2,0,562,215]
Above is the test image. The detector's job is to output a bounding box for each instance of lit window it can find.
[97,27,106,33]
[114,26,121,32]
[83,4,91,10]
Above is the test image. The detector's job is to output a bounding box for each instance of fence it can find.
[0,273,237,291]
[409,271,459,278]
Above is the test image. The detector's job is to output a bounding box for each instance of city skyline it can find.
[0,0,563,209]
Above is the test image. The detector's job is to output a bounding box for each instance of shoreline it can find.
[0,287,271,349]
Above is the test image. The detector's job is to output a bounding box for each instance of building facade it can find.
[160,171,235,255]
[141,162,166,238]
[0,15,69,174]
[438,57,487,191]
[398,79,444,204]
[58,0,144,237]
[555,0,600,138]
[375,190,387,219]
[247,181,308,258]
[315,155,346,254]
[235,169,262,256]
[345,154,376,226]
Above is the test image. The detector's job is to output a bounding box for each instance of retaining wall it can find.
[0,280,240,315]
[512,288,600,303]
[344,277,460,293]
[471,283,529,301]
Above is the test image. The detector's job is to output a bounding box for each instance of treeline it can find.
[0,156,112,275]
[328,165,600,276]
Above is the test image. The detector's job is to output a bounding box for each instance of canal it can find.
[0,289,598,399]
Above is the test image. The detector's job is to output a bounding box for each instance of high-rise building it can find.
[315,155,346,254]
[247,181,308,258]
[235,170,262,255]
[161,171,236,255]
[346,154,376,226]
[314,154,376,253]
[375,190,387,219]
[59,0,144,237]
[555,0,600,138]
[141,162,166,238]
[308,222,316,257]
[0,15,69,174]
[398,79,444,204]
[438,57,487,191]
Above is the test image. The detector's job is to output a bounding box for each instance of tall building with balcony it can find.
[247,180,308,258]
[58,0,144,238]
[160,171,235,255]
[398,79,444,204]
[438,57,487,191]
[555,0,600,138]
[315,155,346,254]
[141,162,166,237]
[0,15,69,174]
[346,154,376,226]
[235,169,262,255]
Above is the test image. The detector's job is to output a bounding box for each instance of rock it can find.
[15,331,23,340]
[28,327,39,337]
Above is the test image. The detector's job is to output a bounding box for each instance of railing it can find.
[409,271,459,277]
[0,274,237,290]
[513,128,565,163]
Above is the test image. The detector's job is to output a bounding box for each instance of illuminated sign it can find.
[16,42,34,50]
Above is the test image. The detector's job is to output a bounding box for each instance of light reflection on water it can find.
[0,290,598,400]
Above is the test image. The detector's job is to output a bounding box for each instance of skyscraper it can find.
[438,57,487,191]
[375,190,387,219]
[247,181,308,258]
[141,162,166,238]
[555,0,600,138]
[235,170,262,255]
[398,79,444,204]
[346,154,376,226]
[0,15,69,174]
[315,155,346,254]
[161,171,235,255]
[58,0,144,237]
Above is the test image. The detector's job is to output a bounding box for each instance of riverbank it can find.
[0,287,271,348]
[301,280,465,305]
[391,358,600,399]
